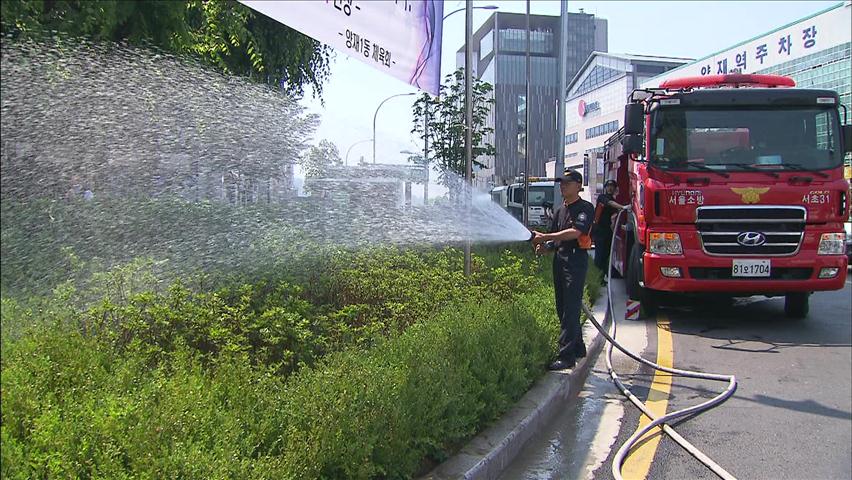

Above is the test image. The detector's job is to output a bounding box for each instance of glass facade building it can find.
[458,11,607,188]
[757,42,851,119]
[646,2,851,124]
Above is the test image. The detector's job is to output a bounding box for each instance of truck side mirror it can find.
[624,103,644,135]
[622,134,643,155]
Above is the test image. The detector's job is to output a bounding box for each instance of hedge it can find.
[2,198,602,478]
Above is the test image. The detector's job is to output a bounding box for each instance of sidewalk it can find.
[421,283,612,480]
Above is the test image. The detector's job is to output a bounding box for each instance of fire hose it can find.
[580,208,739,480]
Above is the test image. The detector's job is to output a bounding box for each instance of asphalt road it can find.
[502,276,852,480]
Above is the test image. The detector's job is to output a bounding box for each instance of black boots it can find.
[547,358,576,370]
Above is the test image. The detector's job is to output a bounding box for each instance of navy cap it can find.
[558,170,583,184]
[604,179,618,187]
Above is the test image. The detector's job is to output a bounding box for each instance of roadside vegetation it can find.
[1,197,601,479]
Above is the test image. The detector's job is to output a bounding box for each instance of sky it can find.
[295,0,841,193]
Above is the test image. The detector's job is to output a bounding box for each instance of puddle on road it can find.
[497,372,624,480]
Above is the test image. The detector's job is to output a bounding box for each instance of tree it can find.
[411,68,495,203]
[301,140,342,178]
[0,0,332,98]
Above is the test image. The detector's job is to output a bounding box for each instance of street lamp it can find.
[443,4,497,20]
[345,139,372,165]
[373,92,417,164]
[464,1,474,276]
[446,3,499,275]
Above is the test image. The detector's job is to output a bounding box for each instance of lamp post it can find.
[441,4,498,275]
[523,0,530,227]
[373,92,417,164]
[463,0,473,276]
[345,139,373,166]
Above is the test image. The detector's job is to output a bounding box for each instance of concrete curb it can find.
[421,287,611,480]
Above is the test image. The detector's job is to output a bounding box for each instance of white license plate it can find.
[732,259,771,277]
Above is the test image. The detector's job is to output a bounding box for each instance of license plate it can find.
[732,259,770,277]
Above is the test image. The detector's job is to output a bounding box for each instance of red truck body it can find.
[604,74,850,318]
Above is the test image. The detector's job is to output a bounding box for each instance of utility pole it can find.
[523,0,531,227]
[556,0,568,205]
[464,0,473,276]
[423,109,429,204]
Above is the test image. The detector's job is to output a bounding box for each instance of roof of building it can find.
[566,51,694,94]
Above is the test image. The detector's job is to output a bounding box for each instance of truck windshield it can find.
[649,107,842,172]
[528,186,554,206]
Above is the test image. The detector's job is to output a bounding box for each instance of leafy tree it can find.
[411,68,495,202]
[0,0,332,97]
[301,139,342,178]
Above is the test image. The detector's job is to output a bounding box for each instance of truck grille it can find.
[696,206,806,256]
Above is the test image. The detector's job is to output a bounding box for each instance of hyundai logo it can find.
[737,232,766,246]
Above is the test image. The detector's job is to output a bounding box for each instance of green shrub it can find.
[1,238,602,479]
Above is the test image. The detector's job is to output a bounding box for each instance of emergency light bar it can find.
[527,177,556,182]
[659,73,796,90]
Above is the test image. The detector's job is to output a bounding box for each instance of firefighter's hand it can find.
[530,230,545,245]
[534,243,545,256]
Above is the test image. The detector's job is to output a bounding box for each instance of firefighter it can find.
[593,179,627,281]
[531,170,595,370]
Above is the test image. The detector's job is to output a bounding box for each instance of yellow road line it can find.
[621,314,674,480]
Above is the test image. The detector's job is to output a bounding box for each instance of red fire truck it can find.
[604,73,849,318]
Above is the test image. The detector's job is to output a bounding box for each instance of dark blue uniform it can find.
[549,197,595,365]
[593,192,618,273]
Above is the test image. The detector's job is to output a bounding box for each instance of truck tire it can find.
[784,292,809,319]
[626,243,658,316]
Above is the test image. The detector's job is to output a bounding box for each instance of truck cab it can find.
[498,180,556,228]
[609,74,849,318]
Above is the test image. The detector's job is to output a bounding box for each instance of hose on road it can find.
[580,208,739,480]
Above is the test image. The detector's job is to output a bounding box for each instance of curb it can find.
[421,286,611,480]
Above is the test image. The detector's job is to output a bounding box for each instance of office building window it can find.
[585,120,619,139]
[565,132,578,144]
[574,65,622,97]
[498,29,554,54]
[480,30,494,59]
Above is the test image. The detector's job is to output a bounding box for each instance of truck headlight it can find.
[818,233,845,255]
[649,232,683,255]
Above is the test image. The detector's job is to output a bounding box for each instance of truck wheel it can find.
[626,243,658,317]
[784,293,809,319]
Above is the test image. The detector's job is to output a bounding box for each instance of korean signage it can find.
[643,4,851,87]
[240,0,444,95]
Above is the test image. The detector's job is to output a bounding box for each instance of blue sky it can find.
[298,1,840,176]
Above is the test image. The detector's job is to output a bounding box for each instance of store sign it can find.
[643,4,851,87]
[240,0,443,95]
[578,99,600,117]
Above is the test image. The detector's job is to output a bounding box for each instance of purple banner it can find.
[241,0,443,95]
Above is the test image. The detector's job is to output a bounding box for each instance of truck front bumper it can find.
[643,253,848,294]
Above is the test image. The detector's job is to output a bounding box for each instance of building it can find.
[644,2,851,119]
[557,52,691,201]
[457,11,608,189]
